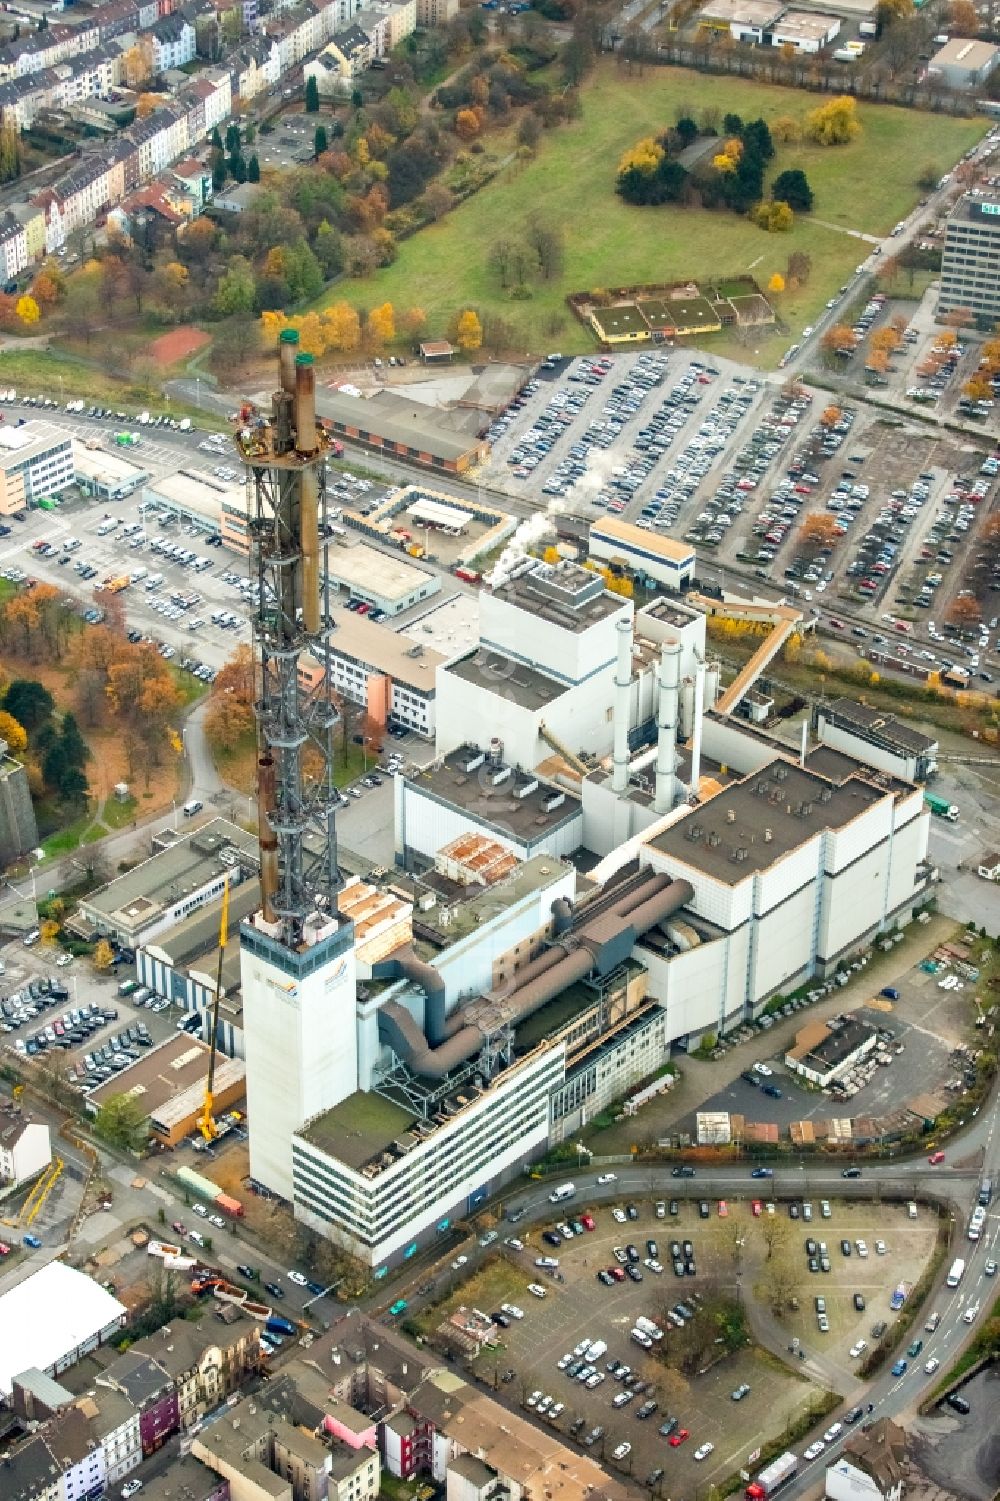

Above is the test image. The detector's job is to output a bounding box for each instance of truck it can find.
[979,1178,993,1207]
[745,1451,798,1500]
[947,1258,966,1288]
[548,1182,576,1204]
[265,1315,296,1338]
[176,1165,244,1218]
[924,792,959,822]
[455,567,481,584]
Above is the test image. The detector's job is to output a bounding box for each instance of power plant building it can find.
[237,338,936,1272]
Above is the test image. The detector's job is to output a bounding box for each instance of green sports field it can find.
[322,63,985,365]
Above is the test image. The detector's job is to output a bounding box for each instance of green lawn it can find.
[0,346,222,428]
[321,63,985,366]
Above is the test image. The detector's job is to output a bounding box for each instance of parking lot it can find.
[433,1195,820,1488]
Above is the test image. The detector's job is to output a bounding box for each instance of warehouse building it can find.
[785,1016,878,1087]
[589,516,696,591]
[74,819,259,948]
[0,1263,127,1397]
[84,1034,246,1147]
[142,471,242,543]
[306,611,448,738]
[72,442,147,501]
[769,10,840,50]
[698,0,783,40]
[940,194,1000,325]
[0,420,74,517]
[815,698,938,782]
[318,390,489,474]
[329,541,441,617]
[928,36,1000,89]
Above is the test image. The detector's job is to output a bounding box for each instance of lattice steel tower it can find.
[237,328,342,947]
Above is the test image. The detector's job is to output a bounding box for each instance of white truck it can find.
[548,1182,576,1204]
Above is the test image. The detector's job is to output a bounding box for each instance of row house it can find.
[230,33,280,98]
[0,22,100,83]
[0,44,120,131]
[151,13,198,70]
[0,209,28,280]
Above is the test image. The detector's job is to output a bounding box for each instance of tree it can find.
[786,249,812,288]
[94,1092,148,1152]
[214,257,255,316]
[772,169,814,212]
[366,301,395,347]
[768,272,785,294]
[772,115,801,145]
[877,0,914,20]
[805,97,861,146]
[0,709,27,753]
[800,512,842,547]
[455,108,483,140]
[758,1244,800,1315]
[323,300,362,352]
[93,939,116,973]
[16,294,39,325]
[0,121,21,184]
[247,154,260,183]
[3,679,53,729]
[949,0,979,29]
[822,327,857,356]
[455,309,483,351]
[305,73,320,112]
[947,595,982,628]
[314,125,328,156]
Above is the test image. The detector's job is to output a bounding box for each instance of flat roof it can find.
[71,441,145,482]
[407,745,582,841]
[0,1263,126,1396]
[86,1033,245,1123]
[592,305,648,336]
[822,697,937,754]
[446,649,568,711]
[322,610,446,690]
[80,819,258,925]
[490,560,625,633]
[638,596,704,631]
[147,470,246,520]
[930,36,1000,68]
[399,593,480,659]
[591,515,695,564]
[300,1088,415,1170]
[0,419,70,471]
[699,0,784,21]
[329,542,436,603]
[948,193,1000,226]
[319,390,482,464]
[650,757,884,884]
[772,9,840,35]
[797,1018,876,1071]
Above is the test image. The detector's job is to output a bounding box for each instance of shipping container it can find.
[177,1165,222,1202]
[215,1192,244,1218]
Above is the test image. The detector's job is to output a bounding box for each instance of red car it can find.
[580,1213,595,1231]
[718,1200,728,1217]
[928,1151,945,1165]
[610,1266,626,1282]
[172,1221,187,1235]
[752,1199,763,1217]
[669,1429,690,1447]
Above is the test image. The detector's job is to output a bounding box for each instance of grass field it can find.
[0,346,218,426]
[323,63,985,365]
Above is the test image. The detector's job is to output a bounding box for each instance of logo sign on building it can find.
[981,203,1000,216]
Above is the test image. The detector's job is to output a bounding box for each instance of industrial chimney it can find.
[655,639,681,814]
[689,658,705,799]
[611,618,632,795]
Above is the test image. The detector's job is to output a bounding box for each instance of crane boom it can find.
[197,876,229,1142]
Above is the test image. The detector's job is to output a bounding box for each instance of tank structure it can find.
[235,329,343,946]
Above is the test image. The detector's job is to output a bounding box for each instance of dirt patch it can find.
[148,326,211,366]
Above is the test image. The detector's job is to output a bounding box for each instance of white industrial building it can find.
[316,612,449,738]
[589,517,696,591]
[0,1263,127,1397]
[329,542,441,616]
[0,1116,52,1187]
[816,698,938,782]
[72,441,147,501]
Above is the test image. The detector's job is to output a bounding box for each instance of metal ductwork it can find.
[375,876,693,1078]
[655,640,681,815]
[611,618,632,795]
[551,897,574,935]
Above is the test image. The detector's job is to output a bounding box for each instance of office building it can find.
[0,419,74,516]
[305,610,449,738]
[940,194,1000,325]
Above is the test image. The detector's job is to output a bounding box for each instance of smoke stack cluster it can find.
[611,618,632,796]
[655,639,681,814]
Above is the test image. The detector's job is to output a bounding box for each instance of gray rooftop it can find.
[822,697,937,755]
[318,389,484,464]
[407,745,581,841]
[491,560,624,634]
[446,649,568,711]
[134,1454,228,1501]
[651,758,884,883]
[80,819,258,928]
[798,1017,876,1072]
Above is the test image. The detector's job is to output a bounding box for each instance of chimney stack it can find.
[279,327,299,395]
[654,639,681,814]
[689,658,705,799]
[294,353,317,456]
[800,718,809,768]
[611,618,632,796]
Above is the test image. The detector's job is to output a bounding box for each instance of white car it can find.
[208,1215,226,1230]
[597,1173,617,1185]
[527,1390,542,1408]
[924,1357,940,1374]
[804,1442,826,1461]
[55,953,73,966]
[527,1283,547,1298]
[192,1203,208,1218]
[501,1303,524,1320]
[612,1208,627,1223]
[753,1062,773,1076]
[694,1443,715,1461]
[875,1240,887,1255]
[505,1238,524,1251]
[963,1303,980,1324]
[121,1484,143,1500]
[849,1340,868,1359]
[612,1443,632,1461]
[288,1271,308,1286]
[451,1256,468,1271]
[823,1423,843,1443]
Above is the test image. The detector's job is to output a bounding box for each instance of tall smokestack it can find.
[689,658,705,799]
[294,353,317,455]
[257,753,279,924]
[299,466,320,635]
[279,327,299,395]
[800,718,809,767]
[655,639,681,814]
[611,617,632,796]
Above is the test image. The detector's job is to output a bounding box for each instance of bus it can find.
[947,1258,966,1288]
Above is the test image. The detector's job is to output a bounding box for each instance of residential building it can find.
[0,419,75,516]
[415,0,457,24]
[977,850,1000,880]
[0,1116,52,1186]
[135,1320,263,1431]
[826,1418,905,1501]
[151,13,197,69]
[140,1456,232,1501]
[304,611,447,738]
[940,194,1000,326]
[193,1390,379,1501]
[0,210,28,279]
[98,1349,181,1456]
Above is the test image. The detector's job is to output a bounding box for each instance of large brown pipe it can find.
[294,353,317,455]
[257,753,279,924]
[299,464,319,635]
[279,328,299,395]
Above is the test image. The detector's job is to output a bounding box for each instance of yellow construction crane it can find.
[197,876,229,1143]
